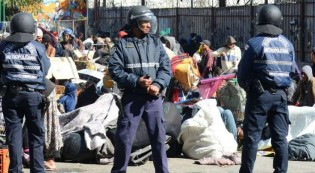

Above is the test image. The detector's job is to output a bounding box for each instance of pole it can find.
[176,0,179,39]
[1,0,4,21]
[300,0,305,61]
[249,0,255,37]
[0,0,2,21]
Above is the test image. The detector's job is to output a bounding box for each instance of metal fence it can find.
[81,2,314,64]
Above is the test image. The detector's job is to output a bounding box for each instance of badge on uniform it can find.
[125,43,134,48]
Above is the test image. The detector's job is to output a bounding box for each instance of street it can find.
[23,155,315,173]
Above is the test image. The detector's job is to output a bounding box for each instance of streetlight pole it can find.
[2,0,4,21]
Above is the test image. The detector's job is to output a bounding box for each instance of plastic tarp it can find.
[59,93,120,150]
[258,106,315,150]
[178,99,237,160]
[198,74,236,99]
[46,57,79,80]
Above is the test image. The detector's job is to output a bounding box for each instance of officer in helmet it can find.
[237,5,295,173]
[108,6,171,173]
[0,12,50,172]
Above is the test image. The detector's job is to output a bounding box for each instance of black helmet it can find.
[256,5,283,36]
[127,6,157,34]
[6,12,36,43]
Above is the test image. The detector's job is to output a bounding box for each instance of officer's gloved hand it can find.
[138,76,152,88]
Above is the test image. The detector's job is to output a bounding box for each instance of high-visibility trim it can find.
[11,74,38,79]
[3,64,41,70]
[126,62,160,68]
[268,71,290,77]
[254,60,293,66]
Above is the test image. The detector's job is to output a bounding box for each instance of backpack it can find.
[217,79,246,122]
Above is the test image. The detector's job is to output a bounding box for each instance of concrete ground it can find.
[23,155,315,173]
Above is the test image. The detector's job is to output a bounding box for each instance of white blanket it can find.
[59,93,120,150]
[178,99,237,160]
[258,106,315,150]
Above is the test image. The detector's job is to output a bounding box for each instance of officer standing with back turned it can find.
[0,12,50,173]
[237,5,295,173]
[109,5,171,173]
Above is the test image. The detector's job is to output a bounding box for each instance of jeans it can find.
[218,106,237,140]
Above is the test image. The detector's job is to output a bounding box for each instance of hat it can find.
[224,36,236,46]
[42,34,52,43]
[62,28,75,38]
[200,40,211,47]
[36,28,43,37]
[312,47,315,53]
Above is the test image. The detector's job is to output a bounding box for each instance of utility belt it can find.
[5,85,42,94]
[251,79,283,95]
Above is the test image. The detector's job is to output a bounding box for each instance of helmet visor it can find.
[136,13,157,34]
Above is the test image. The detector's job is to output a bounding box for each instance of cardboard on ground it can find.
[46,57,79,80]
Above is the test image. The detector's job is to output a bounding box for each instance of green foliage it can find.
[5,0,42,18]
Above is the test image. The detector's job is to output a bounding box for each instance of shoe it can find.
[22,153,30,168]
[44,162,56,171]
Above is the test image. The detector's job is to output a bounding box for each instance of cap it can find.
[200,40,211,47]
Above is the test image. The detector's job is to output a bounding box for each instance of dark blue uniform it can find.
[109,34,171,173]
[0,40,50,173]
[237,34,295,173]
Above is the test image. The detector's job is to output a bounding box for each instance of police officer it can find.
[237,5,295,173]
[108,6,171,173]
[0,12,50,172]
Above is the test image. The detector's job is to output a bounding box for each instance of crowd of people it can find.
[0,3,314,173]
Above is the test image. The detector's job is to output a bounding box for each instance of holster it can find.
[41,96,50,114]
[251,79,265,95]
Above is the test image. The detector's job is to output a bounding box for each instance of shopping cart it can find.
[198,73,236,99]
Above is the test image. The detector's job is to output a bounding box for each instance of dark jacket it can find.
[237,34,295,91]
[108,34,171,94]
[0,40,51,90]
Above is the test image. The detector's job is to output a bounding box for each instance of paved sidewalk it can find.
[23,156,315,173]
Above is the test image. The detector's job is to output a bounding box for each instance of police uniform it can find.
[0,12,51,173]
[237,5,295,173]
[108,6,171,173]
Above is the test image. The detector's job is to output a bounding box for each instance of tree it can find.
[6,0,42,19]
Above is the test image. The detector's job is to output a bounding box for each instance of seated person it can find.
[75,82,100,109]
[292,65,315,107]
[58,80,77,113]
[42,34,56,57]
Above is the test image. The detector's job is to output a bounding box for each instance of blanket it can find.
[258,106,315,150]
[178,99,237,160]
[59,93,120,150]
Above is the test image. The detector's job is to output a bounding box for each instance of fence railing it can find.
[92,1,315,65]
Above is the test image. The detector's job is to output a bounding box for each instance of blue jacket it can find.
[237,34,295,91]
[0,40,51,90]
[58,81,77,113]
[108,34,171,94]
